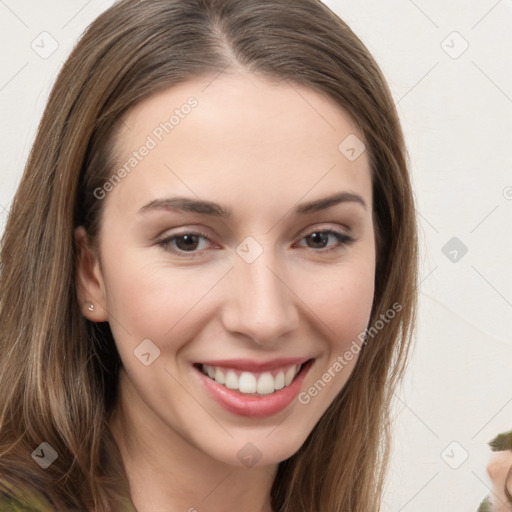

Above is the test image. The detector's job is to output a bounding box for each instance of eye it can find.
[157,231,214,257]
[296,229,353,253]
[157,228,353,258]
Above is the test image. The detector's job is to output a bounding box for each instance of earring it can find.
[87,304,95,312]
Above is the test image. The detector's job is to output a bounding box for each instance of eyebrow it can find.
[137,191,367,218]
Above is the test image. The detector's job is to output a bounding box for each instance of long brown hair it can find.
[0,0,418,510]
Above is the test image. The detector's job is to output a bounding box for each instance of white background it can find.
[0,1,511,510]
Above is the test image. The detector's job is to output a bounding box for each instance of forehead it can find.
[107,71,372,220]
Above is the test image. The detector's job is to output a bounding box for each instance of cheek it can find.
[99,243,230,345]
[298,260,375,345]
[292,263,374,431]
[294,260,374,406]
[332,274,373,338]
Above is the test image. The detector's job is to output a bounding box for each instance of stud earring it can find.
[87,304,95,312]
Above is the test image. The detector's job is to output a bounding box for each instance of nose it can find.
[220,246,300,347]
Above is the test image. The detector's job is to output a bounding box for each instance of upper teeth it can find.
[201,364,302,395]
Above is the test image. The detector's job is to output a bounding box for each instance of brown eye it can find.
[158,232,212,255]
[173,234,201,251]
[305,232,329,249]
[299,230,353,252]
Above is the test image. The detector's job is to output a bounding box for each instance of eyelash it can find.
[157,229,354,258]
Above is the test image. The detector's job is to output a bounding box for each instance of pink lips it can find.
[194,358,314,418]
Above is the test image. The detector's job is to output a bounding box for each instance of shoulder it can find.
[478,495,492,512]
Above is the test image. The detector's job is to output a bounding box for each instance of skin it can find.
[75,70,376,512]
[487,450,512,511]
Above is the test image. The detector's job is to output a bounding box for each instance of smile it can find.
[198,362,303,395]
[193,358,315,418]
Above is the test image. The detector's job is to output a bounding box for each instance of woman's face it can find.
[76,71,376,468]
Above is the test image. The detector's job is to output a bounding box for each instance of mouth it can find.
[193,358,315,418]
[193,358,314,396]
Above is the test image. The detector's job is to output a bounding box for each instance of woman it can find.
[0,0,418,510]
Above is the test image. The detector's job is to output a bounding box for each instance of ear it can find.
[74,226,109,322]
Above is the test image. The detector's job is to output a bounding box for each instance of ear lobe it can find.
[74,226,109,322]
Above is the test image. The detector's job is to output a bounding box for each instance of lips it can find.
[193,358,314,418]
